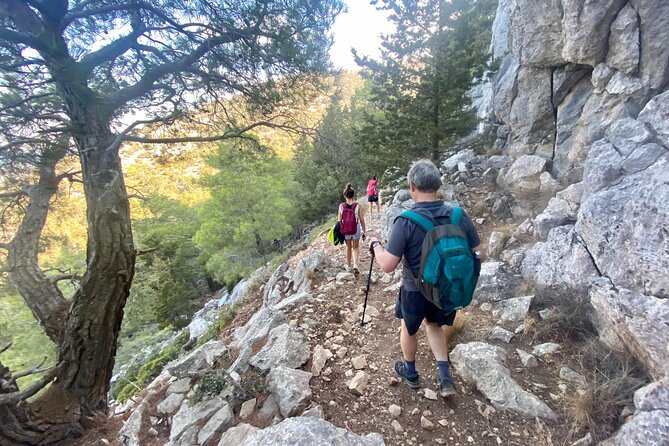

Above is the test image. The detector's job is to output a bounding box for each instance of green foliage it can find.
[195,142,299,286]
[191,370,230,404]
[293,74,372,221]
[0,293,56,389]
[113,326,175,376]
[112,330,190,404]
[355,0,498,169]
[124,197,207,331]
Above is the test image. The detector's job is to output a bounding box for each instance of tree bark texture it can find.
[6,158,70,344]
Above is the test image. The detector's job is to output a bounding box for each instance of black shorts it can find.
[395,286,456,336]
[367,195,379,203]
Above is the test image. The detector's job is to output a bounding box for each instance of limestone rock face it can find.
[607,4,640,74]
[561,0,627,65]
[249,324,309,373]
[510,0,564,67]
[238,417,385,446]
[451,342,556,420]
[521,226,599,289]
[590,279,669,380]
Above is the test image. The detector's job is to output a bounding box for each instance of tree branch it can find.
[11,358,47,380]
[47,273,80,284]
[0,365,58,406]
[108,28,252,110]
[79,25,146,77]
[0,190,28,200]
[121,121,303,144]
[136,247,159,256]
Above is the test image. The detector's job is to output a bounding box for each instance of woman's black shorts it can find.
[394,286,456,336]
[367,195,379,203]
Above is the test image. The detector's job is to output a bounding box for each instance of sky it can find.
[329,0,394,71]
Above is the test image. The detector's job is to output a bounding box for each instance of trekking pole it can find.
[360,251,375,327]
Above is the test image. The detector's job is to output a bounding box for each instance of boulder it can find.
[232,307,286,349]
[590,279,669,380]
[492,295,533,322]
[488,326,514,343]
[637,90,669,149]
[169,398,226,442]
[502,155,548,199]
[118,400,148,446]
[157,393,185,415]
[487,231,509,259]
[533,197,576,241]
[238,417,385,446]
[451,342,556,420]
[290,250,333,294]
[311,345,333,377]
[249,324,309,373]
[532,343,562,357]
[516,349,539,368]
[474,262,520,302]
[264,263,290,307]
[198,404,233,445]
[274,291,313,313]
[166,340,228,379]
[521,226,599,289]
[218,423,260,446]
[601,379,669,446]
[442,149,476,173]
[266,366,313,417]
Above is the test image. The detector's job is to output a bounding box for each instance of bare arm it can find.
[369,238,401,273]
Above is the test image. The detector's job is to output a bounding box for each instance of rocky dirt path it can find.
[283,208,570,446]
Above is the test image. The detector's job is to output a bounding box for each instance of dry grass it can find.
[515,279,537,297]
[564,339,648,442]
[443,312,469,350]
[528,286,596,344]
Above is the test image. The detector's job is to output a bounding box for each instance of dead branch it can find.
[11,358,48,380]
[136,247,159,256]
[0,341,11,354]
[124,194,147,201]
[47,273,80,284]
[0,366,58,406]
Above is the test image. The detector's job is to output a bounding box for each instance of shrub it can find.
[528,286,597,344]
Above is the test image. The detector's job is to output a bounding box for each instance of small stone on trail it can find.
[336,347,348,358]
[348,371,369,396]
[411,408,420,416]
[424,388,438,400]
[352,355,367,370]
[391,420,403,433]
[388,404,401,418]
[239,398,256,420]
[516,349,539,368]
[480,303,492,312]
[326,330,334,338]
[532,342,561,356]
[438,419,448,427]
[420,416,435,430]
[467,436,474,443]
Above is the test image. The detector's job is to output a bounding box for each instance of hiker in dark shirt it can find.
[368,159,481,397]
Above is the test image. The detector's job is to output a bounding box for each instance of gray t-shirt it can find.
[385,201,481,292]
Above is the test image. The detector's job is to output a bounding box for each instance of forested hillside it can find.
[0,1,496,443]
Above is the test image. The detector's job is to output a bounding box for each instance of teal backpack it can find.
[398,207,478,312]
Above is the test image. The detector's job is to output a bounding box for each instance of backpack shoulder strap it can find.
[398,210,434,232]
[450,207,462,225]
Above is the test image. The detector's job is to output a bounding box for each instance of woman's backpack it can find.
[397,207,479,312]
[340,203,358,235]
[367,180,378,196]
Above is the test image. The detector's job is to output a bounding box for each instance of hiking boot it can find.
[439,377,457,398]
[353,265,360,276]
[394,360,420,389]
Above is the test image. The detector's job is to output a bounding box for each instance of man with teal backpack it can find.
[368,159,481,398]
